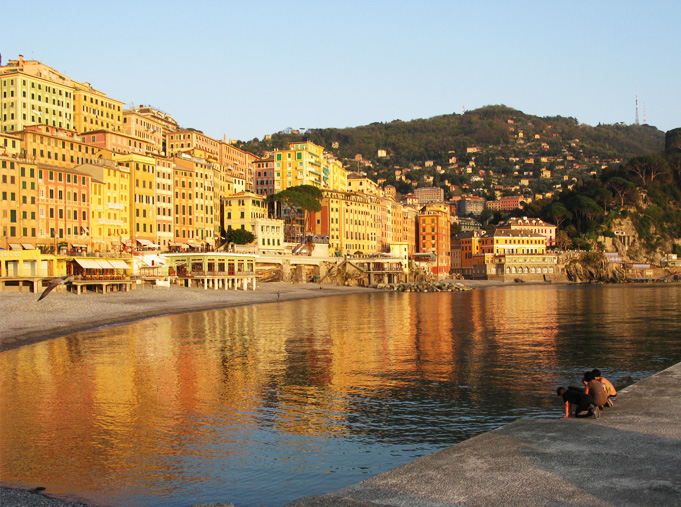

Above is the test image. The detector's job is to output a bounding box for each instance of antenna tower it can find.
[643,103,647,125]
[635,93,639,125]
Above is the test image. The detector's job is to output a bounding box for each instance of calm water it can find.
[1,284,681,507]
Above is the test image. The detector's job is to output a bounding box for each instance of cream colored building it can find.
[122,109,166,155]
[0,56,74,133]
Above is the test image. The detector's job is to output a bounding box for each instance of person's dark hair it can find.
[556,387,566,396]
[583,371,594,382]
[592,369,601,377]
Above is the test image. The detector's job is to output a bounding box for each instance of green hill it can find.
[238,105,665,170]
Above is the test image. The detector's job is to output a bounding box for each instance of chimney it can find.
[18,54,25,66]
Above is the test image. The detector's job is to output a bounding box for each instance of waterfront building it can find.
[34,164,92,252]
[72,81,124,134]
[74,158,130,253]
[0,56,74,133]
[496,216,557,247]
[154,156,174,250]
[0,248,64,292]
[223,192,268,235]
[254,156,275,196]
[471,229,557,280]
[309,189,382,256]
[0,154,39,249]
[114,153,157,248]
[255,218,285,254]
[417,204,451,275]
[162,252,257,290]
[172,154,215,249]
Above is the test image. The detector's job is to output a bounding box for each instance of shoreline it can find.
[2,278,672,354]
[0,279,507,353]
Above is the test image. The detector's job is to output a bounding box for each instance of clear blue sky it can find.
[3,1,679,142]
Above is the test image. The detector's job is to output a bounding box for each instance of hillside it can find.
[238,105,665,171]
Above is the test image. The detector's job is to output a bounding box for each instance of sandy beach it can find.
[0,280,509,354]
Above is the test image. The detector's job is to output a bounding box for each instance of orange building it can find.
[417,204,451,275]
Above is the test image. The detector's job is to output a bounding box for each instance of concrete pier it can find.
[287,362,681,506]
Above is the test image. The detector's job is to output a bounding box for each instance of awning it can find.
[72,243,88,248]
[21,243,36,250]
[95,260,116,269]
[169,242,188,248]
[9,243,22,250]
[187,241,203,248]
[137,239,153,247]
[75,259,102,269]
[107,260,131,270]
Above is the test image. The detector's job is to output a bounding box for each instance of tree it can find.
[225,227,255,245]
[544,202,573,230]
[555,230,573,250]
[606,177,637,207]
[627,155,670,186]
[269,185,323,242]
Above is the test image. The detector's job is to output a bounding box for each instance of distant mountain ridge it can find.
[240,105,665,168]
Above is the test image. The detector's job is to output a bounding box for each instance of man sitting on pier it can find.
[556,387,599,418]
[583,371,608,409]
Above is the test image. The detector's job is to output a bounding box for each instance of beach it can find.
[0,282,378,353]
[0,279,508,354]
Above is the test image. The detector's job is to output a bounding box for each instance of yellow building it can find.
[223,192,267,234]
[17,124,100,168]
[309,189,382,256]
[76,160,130,252]
[153,156,174,250]
[0,56,74,133]
[72,81,124,134]
[172,154,215,248]
[114,153,156,246]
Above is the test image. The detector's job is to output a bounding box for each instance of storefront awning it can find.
[9,243,22,250]
[187,241,203,248]
[137,239,155,247]
[21,243,36,250]
[108,260,131,270]
[72,243,88,248]
[75,259,102,269]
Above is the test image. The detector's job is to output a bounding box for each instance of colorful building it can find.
[114,153,157,247]
[417,203,451,275]
[496,216,557,247]
[223,192,268,234]
[72,81,124,134]
[254,156,275,196]
[0,56,74,133]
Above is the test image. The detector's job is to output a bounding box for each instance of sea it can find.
[1,283,680,507]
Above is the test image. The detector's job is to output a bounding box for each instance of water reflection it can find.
[1,284,680,507]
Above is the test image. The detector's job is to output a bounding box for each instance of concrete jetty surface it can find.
[287,362,681,506]
[2,362,680,506]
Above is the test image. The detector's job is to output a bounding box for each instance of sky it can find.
[3,1,679,142]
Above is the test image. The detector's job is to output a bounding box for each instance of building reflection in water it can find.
[1,285,680,506]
